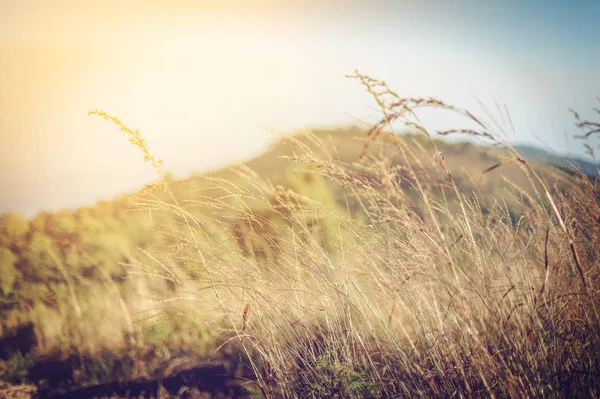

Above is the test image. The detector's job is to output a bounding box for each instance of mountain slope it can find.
[514,144,599,177]
[0,127,586,348]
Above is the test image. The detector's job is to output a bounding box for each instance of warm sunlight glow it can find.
[2,3,600,397]
[1,1,598,217]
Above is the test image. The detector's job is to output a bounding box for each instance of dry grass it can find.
[91,73,600,398]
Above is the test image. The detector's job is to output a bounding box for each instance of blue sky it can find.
[0,1,599,217]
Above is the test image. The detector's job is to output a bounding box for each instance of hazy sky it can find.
[1,0,599,217]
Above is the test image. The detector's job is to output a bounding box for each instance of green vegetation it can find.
[1,74,600,398]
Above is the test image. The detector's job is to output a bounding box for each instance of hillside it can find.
[1,126,598,397]
[0,127,587,334]
[514,144,599,177]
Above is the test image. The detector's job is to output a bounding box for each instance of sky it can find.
[1,0,599,218]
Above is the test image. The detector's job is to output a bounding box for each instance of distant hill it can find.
[514,144,599,177]
[1,126,595,392]
[0,127,586,349]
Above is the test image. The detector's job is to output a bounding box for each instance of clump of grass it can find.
[92,74,600,398]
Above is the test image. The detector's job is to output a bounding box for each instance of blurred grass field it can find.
[1,74,600,398]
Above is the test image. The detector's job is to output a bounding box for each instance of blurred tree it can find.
[21,232,60,282]
[284,170,349,254]
[0,212,29,252]
[0,247,20,296]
